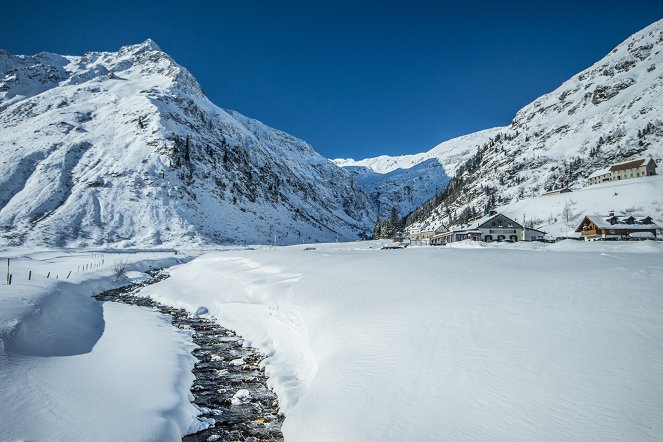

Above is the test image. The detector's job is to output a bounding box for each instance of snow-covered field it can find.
[141,240,663,442]
[2,241,662,441]
[0,249,199,441]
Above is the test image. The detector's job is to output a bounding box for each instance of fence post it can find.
[29,270,32,280]
[8,274,11,285]
[66,271,71,279]
[47,272,50,279]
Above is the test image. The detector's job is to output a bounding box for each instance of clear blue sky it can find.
[2,1,662,159]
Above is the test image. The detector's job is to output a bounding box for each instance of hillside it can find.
[400,19,663,230]
[0,40,375,247]
[484,175,663,238]
[333,128,500,217]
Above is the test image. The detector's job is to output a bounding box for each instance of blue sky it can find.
[1,1,662,159]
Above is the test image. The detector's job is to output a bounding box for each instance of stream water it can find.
[93,270,284,442]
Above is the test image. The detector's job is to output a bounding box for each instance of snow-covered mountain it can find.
[0,40,375,247]
[333,128,500,217]
[401,19,663,229]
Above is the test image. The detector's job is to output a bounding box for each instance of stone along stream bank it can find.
[93,271,284,442]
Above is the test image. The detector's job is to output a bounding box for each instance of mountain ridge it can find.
[353,18,663,231]
[0,40,376,247]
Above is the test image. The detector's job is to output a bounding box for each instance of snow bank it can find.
[0,249,199,441]
[143,241,663,441]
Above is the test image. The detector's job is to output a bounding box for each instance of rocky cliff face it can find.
[0,40,375,247]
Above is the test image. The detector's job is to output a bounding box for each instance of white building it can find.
[431,213,546,245]
[587,158,657,185]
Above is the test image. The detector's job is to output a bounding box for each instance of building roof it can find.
[575,214,660,232]
[609,158,648,172]
[587,166,611,179]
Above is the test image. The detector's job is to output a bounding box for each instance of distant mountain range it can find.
[2,19,662,247]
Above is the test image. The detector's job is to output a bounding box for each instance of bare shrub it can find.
[113,260,128,282]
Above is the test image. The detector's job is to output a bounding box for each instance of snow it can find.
[497,174,663,238]
[0,41,375,248]
[231,389,251,405]
[0,249,200,441]
[138,240,663,441]
[390,19,663,231]
[333,127,500,175]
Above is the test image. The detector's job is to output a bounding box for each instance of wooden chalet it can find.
[575,212,660,240]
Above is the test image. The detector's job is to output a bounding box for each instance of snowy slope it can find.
[333,127,500,175]
[342,159,449,217]
[333,128,500,217]
[400,19,663,228]
[0,40,375,247]
[141,240,663,442]
[499,174,663,238]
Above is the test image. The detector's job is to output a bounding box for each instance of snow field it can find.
[0,249,200,441]
[142,240,663,441]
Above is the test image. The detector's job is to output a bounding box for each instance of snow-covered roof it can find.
[576,215,660,231]
[588,167,611,179]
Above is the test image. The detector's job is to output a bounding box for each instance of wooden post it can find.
[66,271,71,279]
[47,272,50,279]
[29,270,32,280]
[8,274,11,285]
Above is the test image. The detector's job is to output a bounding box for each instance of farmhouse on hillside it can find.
[587,158,657,185]
[430,212,546,245]
[575,212,660,241]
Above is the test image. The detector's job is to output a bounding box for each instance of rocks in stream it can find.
[93,271,284,441]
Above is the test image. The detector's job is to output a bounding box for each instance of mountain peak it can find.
[120,38,162,54]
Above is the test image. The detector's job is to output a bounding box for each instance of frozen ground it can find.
[0,249,199,441]
[2,241,662,441]
[141,239,663,442]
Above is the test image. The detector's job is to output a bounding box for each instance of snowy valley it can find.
[1,12,663,442]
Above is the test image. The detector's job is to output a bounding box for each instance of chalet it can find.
[587,158,657,185]
[431,213,546,245]
[575,212,660,240]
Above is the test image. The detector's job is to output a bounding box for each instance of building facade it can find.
[587,158,657,185]
[431,213,546,245]
[575,213,659,240]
